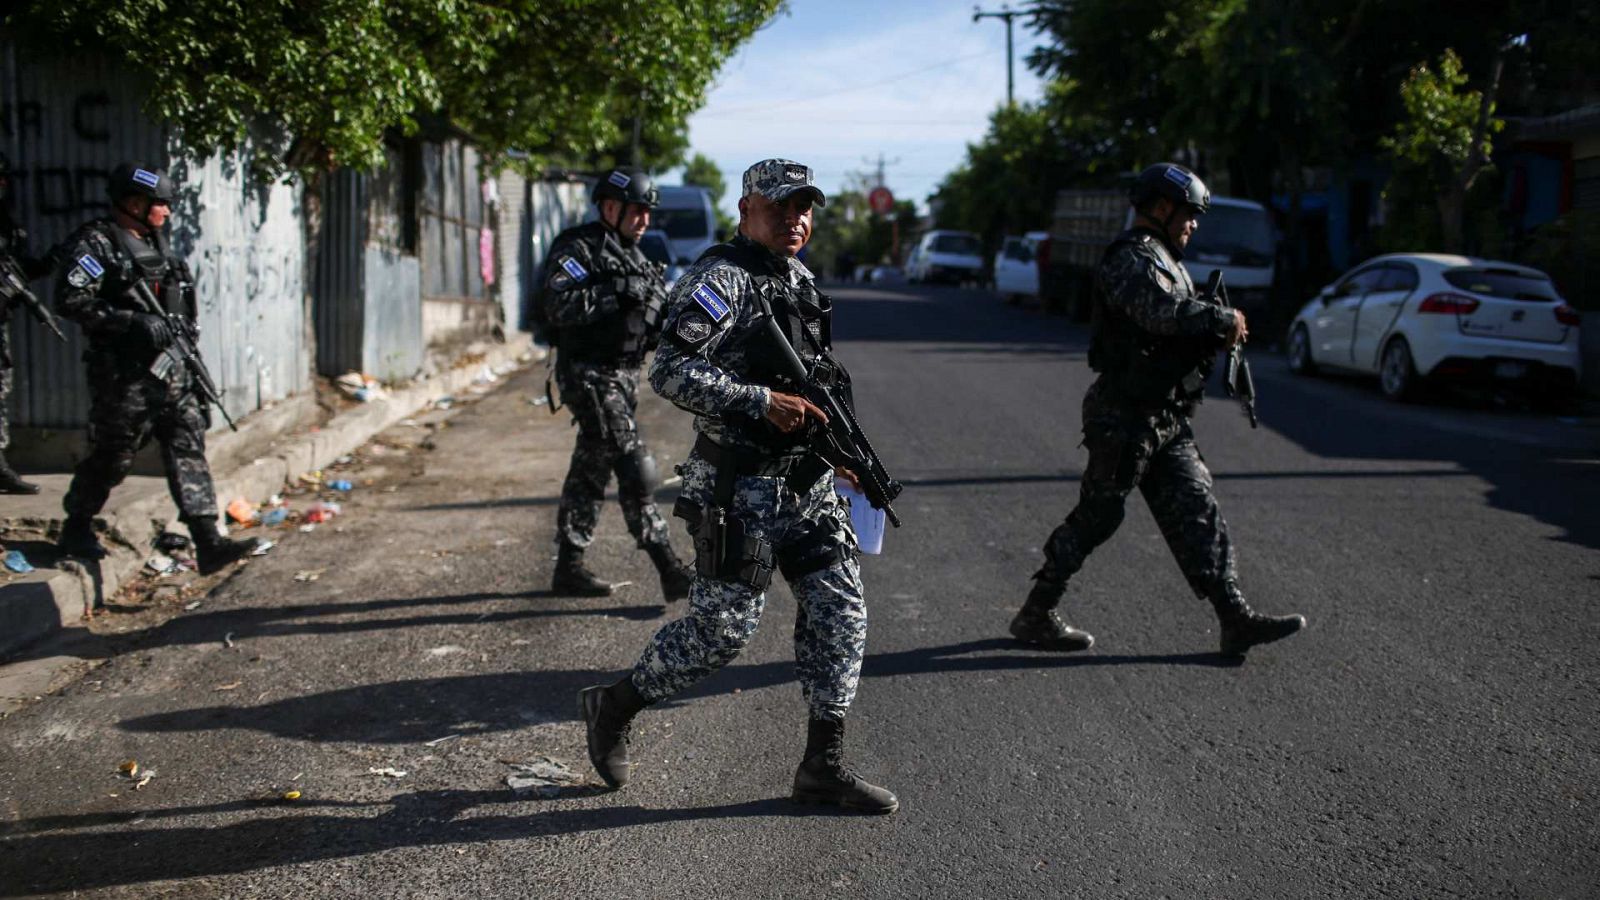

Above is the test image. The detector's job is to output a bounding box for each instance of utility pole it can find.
[861,153,903,264]
[972,5,1020,106]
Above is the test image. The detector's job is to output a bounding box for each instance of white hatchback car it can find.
[907,230,984,285]
[1286,253,1582,402]
[993,231,1048,302]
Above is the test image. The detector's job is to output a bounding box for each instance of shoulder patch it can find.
[1146,259,1175,293]
[558,255,588,281]
[674,310,717,346]
[78,254,105,278]
[690,283,731,322]
[67,253,105,288]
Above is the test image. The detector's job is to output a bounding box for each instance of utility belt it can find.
[672,435,837,590]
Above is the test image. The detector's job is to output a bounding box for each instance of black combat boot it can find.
[56,515,107,560]
[1009,579,1094,651]
[645,542,692,603]
[578,675,649,789]
[0,453,39,495]
[186,517,266,576]
[791,716,899,814]
[552,542,612,596]
[1211,584,1306,657]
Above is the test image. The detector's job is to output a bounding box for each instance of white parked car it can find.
[993,230,1048,302]
[907,230,984,285]
[1286,253,1582,403]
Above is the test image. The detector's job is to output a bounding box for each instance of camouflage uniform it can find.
[539,220,672,552]
[54,218,218,523]
[1034,227,1241,604]
[630,230,866,721]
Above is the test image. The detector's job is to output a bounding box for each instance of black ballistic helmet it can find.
[107,162,176,204]
[1130,163,1210,214]
[592,167,659,208]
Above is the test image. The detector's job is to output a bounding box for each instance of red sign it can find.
[868,186,895,215]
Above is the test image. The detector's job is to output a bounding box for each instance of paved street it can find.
[2,282,1597,898]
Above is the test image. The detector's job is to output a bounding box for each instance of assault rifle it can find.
[127,280,237,431]
[0,254,67,342]
[751,293,904,527]
[1204,270,1257,428]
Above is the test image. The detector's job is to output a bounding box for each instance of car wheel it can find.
[1379,337,1419,402]
[1287,324,1317,375]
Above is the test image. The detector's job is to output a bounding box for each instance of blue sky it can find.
[670,0,1046,216]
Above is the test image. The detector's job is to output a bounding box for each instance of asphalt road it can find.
[2,282,1597,898]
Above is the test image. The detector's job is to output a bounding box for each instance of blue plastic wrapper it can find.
[260,508,289,526]
[327,480,353,492]
[4,550,35,574]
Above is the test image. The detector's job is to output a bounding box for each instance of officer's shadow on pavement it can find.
[1,588,666,665]
[0,788,816,896]
[118,638,1237,745]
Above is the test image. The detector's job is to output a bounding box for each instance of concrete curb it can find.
[0,336,543,660]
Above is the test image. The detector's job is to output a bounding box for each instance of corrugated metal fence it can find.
[3,46,307,433]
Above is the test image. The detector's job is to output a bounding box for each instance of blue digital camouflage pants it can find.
[630,452,866,721]
[554,360,670,550]
[63,359,217,522]
[1037,391,1237,604]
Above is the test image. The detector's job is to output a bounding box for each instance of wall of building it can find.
[3,47,307,438]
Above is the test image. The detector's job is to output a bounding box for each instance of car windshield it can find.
[653,207,709,240]
[1443,268,1560,302]
[637,233,670,265]
[1187,206,1274,264]
[931,234,982,255]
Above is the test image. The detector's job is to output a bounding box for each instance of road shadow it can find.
[0,590,665,665]
[1250,362,1600,550]
[0,792,819,896]
[118,638,1237,744]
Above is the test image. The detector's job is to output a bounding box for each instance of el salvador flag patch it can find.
[78,254,105,278]
[132,168,161,188]
[559,256,588,281]
[691,283,730,322]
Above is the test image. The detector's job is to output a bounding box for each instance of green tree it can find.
[1380,48,1506,252]
[682,152,735,237]
[8,0,784,177]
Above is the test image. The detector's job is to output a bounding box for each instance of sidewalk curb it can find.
[0,336,543,661]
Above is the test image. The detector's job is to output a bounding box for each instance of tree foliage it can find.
[681,152,735,236]
[9,0,783,177]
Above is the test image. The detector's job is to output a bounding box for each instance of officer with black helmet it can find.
[534,166,691,602]
[1009,162,1306,657]
[0,151,52,494]
[51,161,265,573]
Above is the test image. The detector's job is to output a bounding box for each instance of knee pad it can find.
[616,446,658,493]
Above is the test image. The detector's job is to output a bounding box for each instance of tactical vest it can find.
[98,219,187,316]
[700,239,836,452]
[554,228,666,366]
[1088,228,1216,411]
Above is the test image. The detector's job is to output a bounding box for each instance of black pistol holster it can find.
[675,437,783,591]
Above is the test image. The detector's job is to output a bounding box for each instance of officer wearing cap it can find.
[0,151,52,494]
[51,161,264,573]
[578,159,897,814]
[1009,162,1306,657]
[535,166,691,602]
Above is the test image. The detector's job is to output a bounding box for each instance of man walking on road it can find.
[536,167,692,603]
[1009,162,1306,658]
[579,159,897,814]
[51,162,264,574]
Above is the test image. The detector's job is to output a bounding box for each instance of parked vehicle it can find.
[993,231,1048,303]
[637,230,688,291]
[651,185,717,266]
[906,230,984,285]
[867,265,906,285]
[1171,196,1276,319]
[1044,189,1278,321]
[1286,253,1582,404]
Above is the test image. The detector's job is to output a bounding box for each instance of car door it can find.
[1312,265,1386,367]
[995,238,1029,294]
[1351,263,1419,371]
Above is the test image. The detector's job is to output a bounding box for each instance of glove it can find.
[132,313,174,351]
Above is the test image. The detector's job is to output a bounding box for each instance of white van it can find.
[652,186,718,266]
[1126,196,1277,315]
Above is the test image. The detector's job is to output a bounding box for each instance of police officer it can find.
[536,166,691,602]
[578,159,897,814]
[0,151,51,495]
[1010,163,1306,657]
[52,162,262,574]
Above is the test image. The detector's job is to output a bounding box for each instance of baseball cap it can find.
[741,158,827,208]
